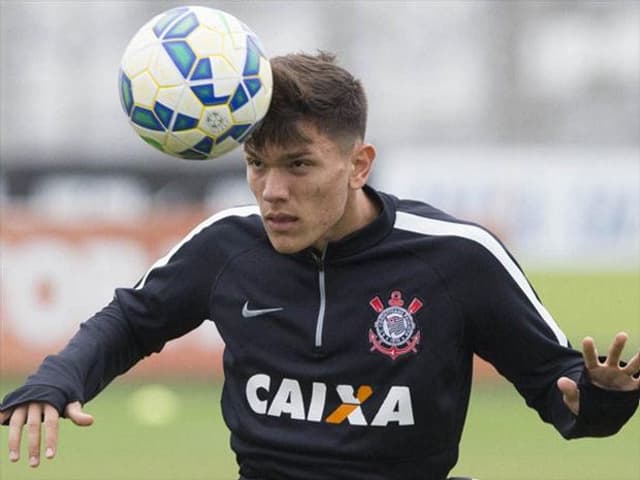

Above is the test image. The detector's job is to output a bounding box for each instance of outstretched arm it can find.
[454,234,639,438]
[1,211,231,467]
[557,332,640,415]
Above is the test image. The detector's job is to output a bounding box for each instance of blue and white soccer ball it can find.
[119,6,273,160]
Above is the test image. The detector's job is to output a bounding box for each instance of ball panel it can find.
[223,41,246,71]
[162,41,197,79]
[153,102,174,129]
[172,113,199,131]
[251,35,267,57]
[191,7,232,33]
[132,125,167,145]
[148,46,186,86]
[119,71,134,116]
[193,136,214,155]
[243,78,262,97]
[190,58,212,81]
[242,37,261,76]
[140,135,166,153]
[251,85,272,121]
[164,132,189,153]
[202,77,240,99]
[230,99,256,125]
[226,124,252,141]
[257,56,273,88]
[131,107,164,131]
[228,31,248,51]
[235,122,259,143]
[247,58,273,121]
[131,71,159,106]
[190,84,230,106]
[210,138,242,158]
[188,27,224,58]
[201,106,233,137]
[152,6,189,38]
[174,85,204,118]
[229,84,249,112]
[163,11,199,40]
[155,85,184,109]
[167,130,206,152]
[220,13,246,34]
[210,56,240,78]
[177,149,208,160]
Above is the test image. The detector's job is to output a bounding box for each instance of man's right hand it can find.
[0,401,94,467]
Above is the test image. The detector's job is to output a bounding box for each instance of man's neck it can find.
[314,187,381,251]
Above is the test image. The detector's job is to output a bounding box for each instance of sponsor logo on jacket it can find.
[246,374,414,426]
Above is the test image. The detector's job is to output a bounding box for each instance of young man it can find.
[1,52,639,480]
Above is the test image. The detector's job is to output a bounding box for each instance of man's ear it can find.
[349,143,376,189]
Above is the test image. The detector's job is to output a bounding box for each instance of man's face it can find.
[246,124,360,254]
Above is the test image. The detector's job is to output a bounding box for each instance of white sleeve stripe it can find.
[394,211,568,347]
[136,205,260,290]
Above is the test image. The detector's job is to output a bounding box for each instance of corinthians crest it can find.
[368,290,422,360]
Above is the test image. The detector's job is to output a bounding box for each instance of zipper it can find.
[311,248,327,351]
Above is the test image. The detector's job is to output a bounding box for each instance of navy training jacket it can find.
[2,186,639,480]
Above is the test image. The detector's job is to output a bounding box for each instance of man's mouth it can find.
[264,213,299,232]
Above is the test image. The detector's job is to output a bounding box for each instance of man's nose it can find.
[262,169,289,203]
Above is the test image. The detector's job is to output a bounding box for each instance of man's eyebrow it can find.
[245,147,313,162]
[278,149,312,161]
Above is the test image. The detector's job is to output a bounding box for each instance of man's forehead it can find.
[244,140,312,160]
[244,123,357,160]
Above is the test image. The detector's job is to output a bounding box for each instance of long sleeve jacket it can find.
[2,186,639,480]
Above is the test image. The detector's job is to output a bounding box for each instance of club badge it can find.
[368,290,422,360]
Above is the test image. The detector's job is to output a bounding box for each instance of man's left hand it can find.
[557,332,640,415]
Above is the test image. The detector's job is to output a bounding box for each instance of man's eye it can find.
[248,159,263,168]
[291,160,308,169]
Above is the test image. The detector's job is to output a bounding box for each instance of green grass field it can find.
[1,271,638,480]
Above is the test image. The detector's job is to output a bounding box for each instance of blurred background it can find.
[1,1,638,479]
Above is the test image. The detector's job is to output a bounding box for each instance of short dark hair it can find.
[245,51,368,153]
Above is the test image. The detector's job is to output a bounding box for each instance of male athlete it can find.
[2,52,639,480]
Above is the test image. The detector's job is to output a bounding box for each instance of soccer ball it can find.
[119,6,272,160]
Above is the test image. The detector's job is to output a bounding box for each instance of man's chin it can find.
[267,236,308,255]
[270,244,306,255]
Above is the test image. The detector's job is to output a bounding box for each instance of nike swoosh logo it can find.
[241,301,284,318]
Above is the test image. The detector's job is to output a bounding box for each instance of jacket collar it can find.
[302,185,397,261]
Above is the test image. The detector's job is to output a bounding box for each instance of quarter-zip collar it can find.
[320,185,396,260]
[290,185,396,263]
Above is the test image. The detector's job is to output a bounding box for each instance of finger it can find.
[8,406,27,462]
[557,377,580,415]
[621,350,640,376]
[605,332,628,368]
[582,337,600,370]
[43,404,60,460]
[64,402,94,427]
[0,409,11,425]
[26,403,43,467]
